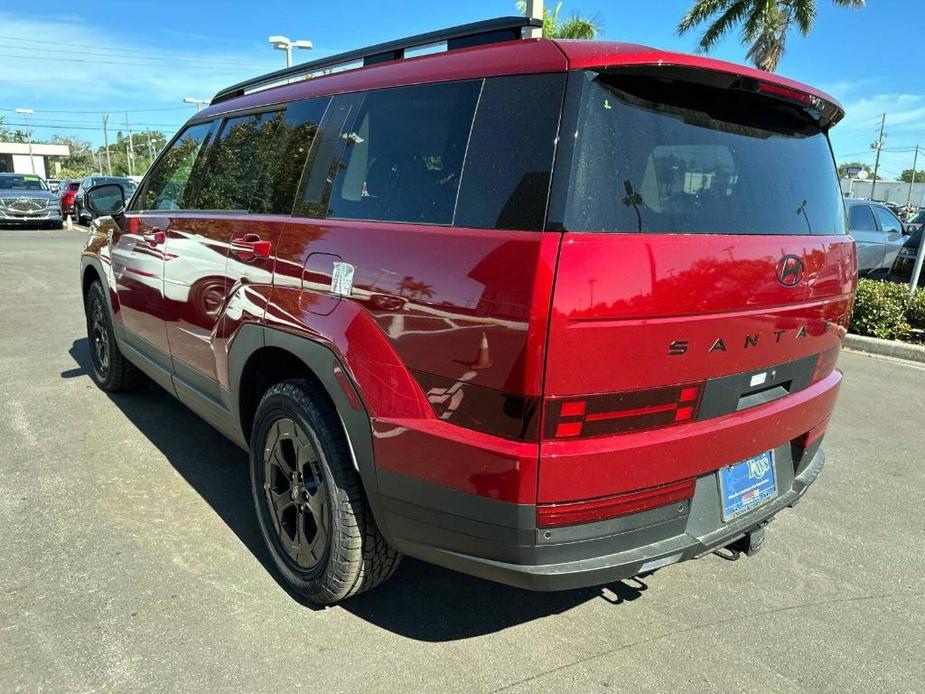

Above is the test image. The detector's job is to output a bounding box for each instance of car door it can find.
[115,121,215,374]
[872,205,906,273]
[847,204,883,274]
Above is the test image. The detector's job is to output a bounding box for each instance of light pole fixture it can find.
[268,35,313,68]
[183,97,209,112]
[15,108,36,174]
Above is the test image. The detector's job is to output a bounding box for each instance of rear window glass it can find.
[563,71,846,235]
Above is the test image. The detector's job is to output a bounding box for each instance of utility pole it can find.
[125,112,135,177]
[907,145,920,207]
[101,114,112,176]
[870,113,886,201]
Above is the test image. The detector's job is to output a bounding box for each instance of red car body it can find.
[81,23,854,592]
[58,180,80,216]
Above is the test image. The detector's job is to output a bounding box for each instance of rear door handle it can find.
[231,234,272,260]
[142,228,166,246]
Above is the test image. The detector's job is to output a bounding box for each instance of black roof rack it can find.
[211,16,542,105]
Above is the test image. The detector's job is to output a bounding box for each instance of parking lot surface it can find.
[1,228,923,693]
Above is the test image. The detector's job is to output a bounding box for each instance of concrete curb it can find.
[844,333,925,364]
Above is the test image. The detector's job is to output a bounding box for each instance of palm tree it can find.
[678,0,865,72]
[516,1,603,39]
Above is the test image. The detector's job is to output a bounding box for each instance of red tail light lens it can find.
[537,478,696,528]
[544,383,702,440]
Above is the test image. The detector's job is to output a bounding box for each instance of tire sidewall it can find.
[85,282,116,389]
[250,386,350,601]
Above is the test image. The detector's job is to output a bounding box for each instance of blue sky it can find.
[1,0,923,178]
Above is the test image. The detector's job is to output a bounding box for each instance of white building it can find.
[0,142,71,179]
[840,178,925,206]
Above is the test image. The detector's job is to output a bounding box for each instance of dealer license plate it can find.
[718,451,777,522]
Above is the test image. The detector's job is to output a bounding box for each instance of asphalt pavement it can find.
[1,228,923,693]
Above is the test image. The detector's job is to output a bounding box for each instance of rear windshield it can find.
[563,71,846,235]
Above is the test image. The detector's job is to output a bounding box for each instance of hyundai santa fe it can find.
[79,17,855,605]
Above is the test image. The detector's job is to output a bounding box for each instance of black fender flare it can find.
[227,323,393,543]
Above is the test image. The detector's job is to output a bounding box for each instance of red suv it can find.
[79,17,855,605]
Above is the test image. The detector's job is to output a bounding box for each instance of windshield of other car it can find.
[0,174,48,191]
[563,70,846,236]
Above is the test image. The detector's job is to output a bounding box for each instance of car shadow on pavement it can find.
[67,337,652,641]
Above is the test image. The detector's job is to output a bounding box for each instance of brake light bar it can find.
[755,81,820,107]
[545,383,703,440]
[537,478,696,528]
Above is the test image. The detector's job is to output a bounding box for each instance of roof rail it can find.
[211,16,543,105]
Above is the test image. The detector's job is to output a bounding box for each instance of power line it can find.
[0,43,273,70]
[0,50,259,70]
[0,35,268,65]
[0,106,191,114]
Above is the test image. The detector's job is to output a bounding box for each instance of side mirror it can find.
[902,224,911,236]
[85,183,126,218]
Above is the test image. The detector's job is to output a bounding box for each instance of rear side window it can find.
[455,73,565,230]
[195,111,284,211]
[561,71,846,235]
[136,122,212,211]
[328,80,482,225]
[848,204,877,231]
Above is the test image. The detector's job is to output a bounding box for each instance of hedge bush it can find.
[905,289,925,331]
[849,279,912,340]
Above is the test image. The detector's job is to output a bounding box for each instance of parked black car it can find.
[74,176,137,224]
[890,228,924,286]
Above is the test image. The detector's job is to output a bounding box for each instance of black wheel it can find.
[84,280,147,392]
[251,379,400,605]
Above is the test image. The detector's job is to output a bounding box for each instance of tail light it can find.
[537,478,696,528]
[544,383,702,440]
[754,81,820,108]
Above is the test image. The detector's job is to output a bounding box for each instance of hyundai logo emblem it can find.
[775,255,804,287]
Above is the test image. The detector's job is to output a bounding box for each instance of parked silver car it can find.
[845,198,907,276]
[0,173,63,229]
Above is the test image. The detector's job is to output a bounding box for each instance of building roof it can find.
[0,142,70,156]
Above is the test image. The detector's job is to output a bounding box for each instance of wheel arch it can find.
[228,323,392,542]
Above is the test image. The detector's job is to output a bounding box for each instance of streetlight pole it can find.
[15,108,35,174]
[268,35,313,68]
[183,97,209,112]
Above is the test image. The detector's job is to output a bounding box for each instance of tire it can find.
[250,379,400,605]
[84,280,147,392]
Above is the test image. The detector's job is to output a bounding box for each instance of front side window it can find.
[848,204,877,231]
[136,122,212,211]
[563,71,847,235]
[328,80,482,225]
[873,206,902,234]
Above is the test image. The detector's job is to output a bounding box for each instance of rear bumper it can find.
[380,445,825,591]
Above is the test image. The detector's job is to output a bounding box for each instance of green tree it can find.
[516,1,603,39]
[899,169,925,183]
[50,135,97,178]
[678,0,866,72]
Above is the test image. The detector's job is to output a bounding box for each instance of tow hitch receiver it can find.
[714,523,768,561]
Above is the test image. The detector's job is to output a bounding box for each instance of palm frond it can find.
[695,0,754,51]
[554,12,603,39]
[792,0,817,35]
[678,0,737,35]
